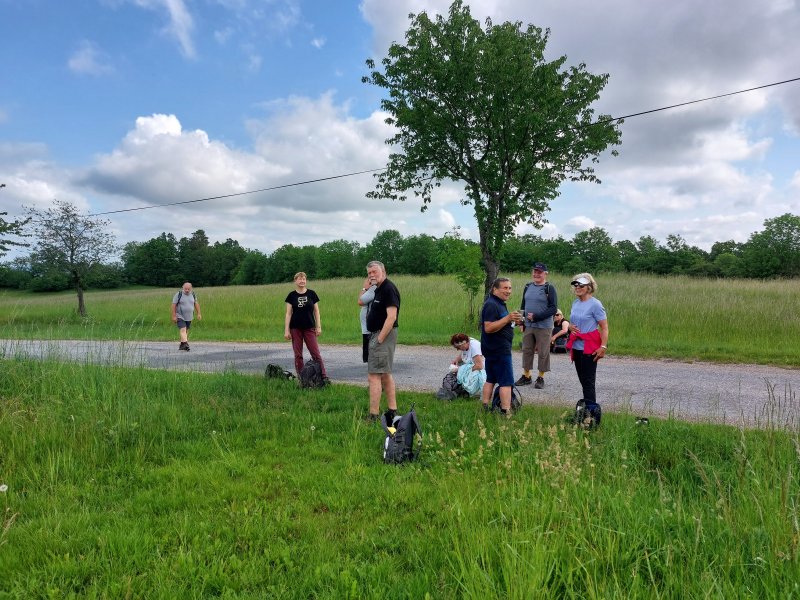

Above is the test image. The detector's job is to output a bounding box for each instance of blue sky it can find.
[2,0,799,260]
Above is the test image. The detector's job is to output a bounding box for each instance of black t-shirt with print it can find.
[285,289,319,329]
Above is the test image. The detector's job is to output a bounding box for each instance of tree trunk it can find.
[76,286,86,317]
[482,252,499,297]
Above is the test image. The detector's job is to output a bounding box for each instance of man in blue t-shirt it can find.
[480,277,522,414]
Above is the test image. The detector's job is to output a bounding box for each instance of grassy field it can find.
[0,359,798,598]
[1,272,799,366]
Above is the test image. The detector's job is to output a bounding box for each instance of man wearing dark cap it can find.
[516,262,558,388]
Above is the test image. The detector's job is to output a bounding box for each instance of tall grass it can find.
[0,359,798,597]
[1,272,799,365]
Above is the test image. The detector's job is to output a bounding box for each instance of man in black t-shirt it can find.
[365,260,400,422]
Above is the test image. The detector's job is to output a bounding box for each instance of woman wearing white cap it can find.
[565,273,608,427]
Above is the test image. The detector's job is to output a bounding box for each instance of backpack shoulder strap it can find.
[521,282,531,310]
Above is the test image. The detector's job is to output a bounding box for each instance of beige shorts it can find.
[368,328,398,374]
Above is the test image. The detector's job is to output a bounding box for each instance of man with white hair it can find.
[365,261,401,423]
[516,262,558,389]
[171,282,202,351]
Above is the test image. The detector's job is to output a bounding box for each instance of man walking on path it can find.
[480,277,522,414]
[171,282,202,351]
[516,262,558,389]
[365,261,400,422]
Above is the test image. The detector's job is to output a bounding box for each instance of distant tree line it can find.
[2,213,799,292]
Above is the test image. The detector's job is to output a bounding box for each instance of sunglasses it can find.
[573,283,587,288]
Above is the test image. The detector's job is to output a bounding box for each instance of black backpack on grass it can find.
[298,359,325,388]
[265,364,295,380]
[491,385,522,413]
[381,406,422,464]
[436,371,468,400]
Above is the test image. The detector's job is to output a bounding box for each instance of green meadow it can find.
[1,273,799,597]
[0,360,798,598]
[1,272,799,365]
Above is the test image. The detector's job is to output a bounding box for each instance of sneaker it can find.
[322,376,331,386]
[183,343,191,352]
[364,413,380,423]
[515,375,532,386]
[482,403,491,412]
[533,376,545,389]
[179,342,188,351]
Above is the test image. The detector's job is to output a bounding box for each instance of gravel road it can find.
[2,338,798,429]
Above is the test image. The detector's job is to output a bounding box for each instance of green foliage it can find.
[24,200,118,316]
[436,230,484,321]
[742,213,800,277]
[0,184,30,258]
[363,0,622,290]
[122,233,180,287]
[1,359,798,596]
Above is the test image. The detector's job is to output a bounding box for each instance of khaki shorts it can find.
[368,328,398,374]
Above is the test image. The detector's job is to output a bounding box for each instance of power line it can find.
[90,168,384,216]
[604,76,800,123]
[90,76,800,217]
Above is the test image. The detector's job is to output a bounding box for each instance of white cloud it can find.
[68,40,114,76]
[131,0,195,58]
[311,37,326,49]
[214,27,234,45]
[567,216,596,232]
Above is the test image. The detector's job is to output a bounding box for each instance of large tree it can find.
[122,233,180,287]
[363,0,621,291]
[25,200,118,316]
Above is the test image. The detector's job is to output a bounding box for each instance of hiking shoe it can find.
[364,413,380,424]
[183,343,191,352]
[322,376,331,386]
[534,376,545,389]
[515,375,532,386]
[179,342,188,351]
[482,403,491,412]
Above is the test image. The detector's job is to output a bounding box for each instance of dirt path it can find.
[2,338,798,429]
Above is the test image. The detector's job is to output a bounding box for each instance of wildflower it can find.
[310,425,316,432]
[0,484,7,493]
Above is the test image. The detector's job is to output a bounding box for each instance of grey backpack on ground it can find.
[265,363,295,380]
[491,385,522,413]
[298,359,325,388]
[381,406,422,464]
[436,371,468,400]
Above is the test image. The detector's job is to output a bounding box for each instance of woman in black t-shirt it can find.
[284,272,329,382]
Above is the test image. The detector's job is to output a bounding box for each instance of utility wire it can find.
[601,75,800,124]
[90,76,800,217]
[90,168,384,216]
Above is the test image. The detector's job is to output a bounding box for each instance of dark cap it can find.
[533,262,547,272]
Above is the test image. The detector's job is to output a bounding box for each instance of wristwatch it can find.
[600,345,608,349]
